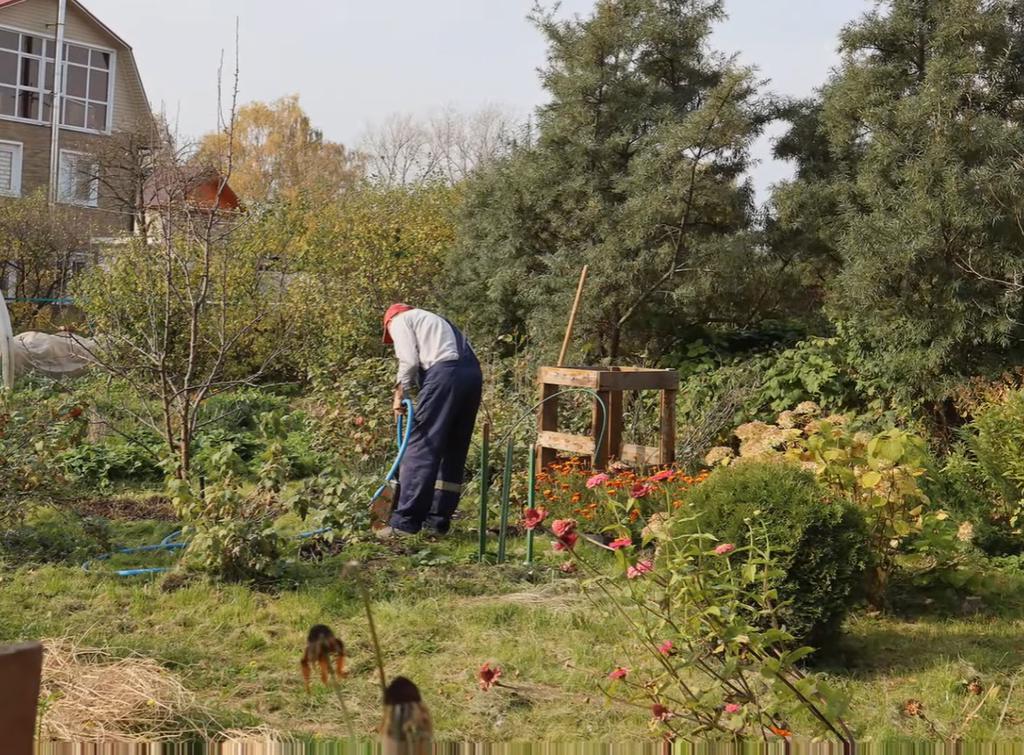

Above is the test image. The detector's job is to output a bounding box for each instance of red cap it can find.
[383,303,413,344]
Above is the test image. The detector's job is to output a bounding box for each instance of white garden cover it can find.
[10,332,97,378]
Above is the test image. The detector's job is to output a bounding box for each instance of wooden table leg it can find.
[537,381,559,469]
[660,389,677,466]
[608,390,623,463]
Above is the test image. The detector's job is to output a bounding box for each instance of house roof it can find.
[0,0,132,49]
[143,168,241,212]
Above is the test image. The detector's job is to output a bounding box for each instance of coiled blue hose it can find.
[83,398,415,577]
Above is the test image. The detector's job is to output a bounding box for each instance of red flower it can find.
[551,519,577,538]
[714,543,736,556]
[724,703,742,714]
[608,537,632,551]
[630,483,654,499]
[608,667,629,680]
[649,469,673,482]
[627,560,653,579]
[652,703,673,722]
[522,507,548,531]
[658,640,674,655]
[478,662,502,691]
[552,531,578,551]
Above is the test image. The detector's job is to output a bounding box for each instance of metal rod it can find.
[497,440,513,564]
[478,422,490,562]
[526,443,536,564]
[48,0,67,205]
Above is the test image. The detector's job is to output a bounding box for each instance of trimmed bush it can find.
[684,460,870,647]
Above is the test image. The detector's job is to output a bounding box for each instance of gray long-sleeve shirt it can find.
[390,309,461,391]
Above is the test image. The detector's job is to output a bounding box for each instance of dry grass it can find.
[38,637,211,742]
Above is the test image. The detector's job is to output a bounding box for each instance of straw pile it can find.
[39,637,207,742]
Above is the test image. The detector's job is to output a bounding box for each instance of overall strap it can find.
[442,317,474,359]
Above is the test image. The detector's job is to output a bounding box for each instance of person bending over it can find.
[377,304,482,538]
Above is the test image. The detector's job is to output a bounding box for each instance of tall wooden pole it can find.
[557,266,588,367]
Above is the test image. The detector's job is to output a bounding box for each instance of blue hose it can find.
[83,399,416,576]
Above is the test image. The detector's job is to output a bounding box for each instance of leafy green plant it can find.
[61,439,162,490]
[167,413,292,582]
[965,390,1024,532]
[785,421,947,600]
[290,468,376,547]
[561,515,852,741]
[683,461,869,646]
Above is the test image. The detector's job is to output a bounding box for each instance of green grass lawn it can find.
[3,516,1024,742]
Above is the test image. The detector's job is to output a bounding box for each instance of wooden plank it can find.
[537,431,596,456]
[621,444,661,466]
[0,642,42,755]
[537,366,601,389]
[537,381,560,469]
[660,389,677,465]
[597,370,679,391]
[592,389,611,470]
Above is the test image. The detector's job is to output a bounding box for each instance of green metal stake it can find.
[497,440,513,563]
[478,422,490,562]
[526,444,536,564]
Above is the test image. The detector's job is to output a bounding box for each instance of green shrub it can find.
[683,461,870,646]
[964,390,1024,533]
[61,439,162,490]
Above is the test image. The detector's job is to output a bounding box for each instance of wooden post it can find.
[660,388,677,466]
[537,381,559,469]
[557,265,588,367]
[0,642,43,755]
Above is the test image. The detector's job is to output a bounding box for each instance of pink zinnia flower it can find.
[658,640,674,655]
[551,519,577,538]
[608,667,629,680]
[649,469,673,482]
[724,703,742,714]
[630,483,653,499]
[522,507,548,531]
[714,543,736,556]
[652,703,673,722]
[478,662,502,691]
[608,537,632,551]
[627,559,653,579]
[552,531,579,551]
[586,473,610,489]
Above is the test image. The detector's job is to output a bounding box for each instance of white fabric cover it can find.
[11,332,97,378]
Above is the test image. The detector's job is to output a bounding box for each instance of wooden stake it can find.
[557,266,588,367]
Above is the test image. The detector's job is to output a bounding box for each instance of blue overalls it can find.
[389,322,483,535]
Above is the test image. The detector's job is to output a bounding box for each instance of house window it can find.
[58,149,98,207]
[0,27,113,132]
[0,140,22,196]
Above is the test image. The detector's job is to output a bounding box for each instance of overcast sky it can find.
[85,0,873,200]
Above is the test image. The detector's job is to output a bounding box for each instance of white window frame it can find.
[0,139,22,197]
[0,23,116,134]
[57,148,98,207]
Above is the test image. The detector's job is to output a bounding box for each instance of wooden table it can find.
[536,366,679,470]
